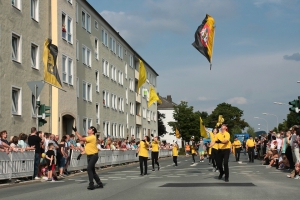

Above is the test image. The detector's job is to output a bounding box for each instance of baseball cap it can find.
[89,126,97,134]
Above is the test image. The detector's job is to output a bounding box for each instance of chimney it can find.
[167,95,172,102]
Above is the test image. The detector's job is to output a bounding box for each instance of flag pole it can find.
[210,25,216,70]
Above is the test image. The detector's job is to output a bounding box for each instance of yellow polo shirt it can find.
[216,131,231,149]
[151,141,159,152]
[172,145,178,156]
[85,135,98,155]
[139,141,149,157]
[233,140,241,148]
[210,132,219,150]
[246,139,255,147]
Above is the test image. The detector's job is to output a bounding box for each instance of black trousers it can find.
[139,156,148,175]
[192,153,196,163]
[151,152,159,169]
[217,149,230,179]
[211,148,218,168]
[235,147,241,161]
[248,147,255,162]
[173,156,178,166]
[286,146,294,169]
[87,154,101,186]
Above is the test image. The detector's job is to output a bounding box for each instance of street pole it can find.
[35,85,39,131]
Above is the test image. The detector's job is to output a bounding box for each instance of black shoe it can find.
[140,174,144,176]
[87,185,95,190]
[218,173,224,180]
[225,179,229,182]
[144,173,148,175]
[95,183,104,188]
[152,169,155,171]
[158,166,160,171]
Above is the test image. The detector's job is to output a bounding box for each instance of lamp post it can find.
[258,123,267,131]
[274,102,289,105]
[254,117,268,133]
[262,113,278,132]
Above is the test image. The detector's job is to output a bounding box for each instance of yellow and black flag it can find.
[192,14,215,69]
[43,38,62,88]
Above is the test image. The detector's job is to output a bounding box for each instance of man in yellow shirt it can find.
[151,136,160,171]
[73,126,103,190]
[138,136,150,175]
[232,137,242,162]
[211,124,230,182]
[246,135,256,163]
[172,142,179,166]
[208,128,219,172]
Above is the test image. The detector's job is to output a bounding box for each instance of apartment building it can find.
[0,0,159,140]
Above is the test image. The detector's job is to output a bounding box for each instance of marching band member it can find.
[172,141,179,166]
[138,136,150,175]
[151,136,160,171]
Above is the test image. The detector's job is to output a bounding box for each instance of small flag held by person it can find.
[43,38,62,88]
[175,127,181,139]
[192,14,215,70]
[200,117,209,138]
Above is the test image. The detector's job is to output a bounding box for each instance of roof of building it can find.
[158,95,177,109]
[83,0,159,76]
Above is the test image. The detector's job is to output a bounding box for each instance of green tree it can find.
[286,111,300,129]
[247,126,256,138]
[230,126,242,142]
[206,103,249,132]
[278,120,288,131]
[157,111,167,136]
[168,101,199,141]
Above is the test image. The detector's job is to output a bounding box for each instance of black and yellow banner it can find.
[43,38,62,88]
[192,14,215,67]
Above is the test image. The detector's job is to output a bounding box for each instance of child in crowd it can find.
[45,143,55,182]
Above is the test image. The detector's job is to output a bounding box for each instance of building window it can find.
[101,29,108,47]
[94,38,99,60]
[82,45,91,67]
[96,103,99,124]
[110,37,116,53]
[76,40,79,60]
[12,86,21,115]
[111,94,117,110]
[31,43,39,69]
[31,0,39,21]
[83,81,92,102]
[102,59,109,77]
[129,79,134,92]
[95,70,99,92]
[83,118,92,135]
[125,63,128,79]
[12,0,21,10]
[12,33,21,63]
[62,55,73,85]
[95,20,98,29]
[129,54,133,68]
[117,43,123,59]
[102,90,109,107]
[68,0,72,4]
[126,88,128,104]
[62,13,73,43]
[82,11,86,29]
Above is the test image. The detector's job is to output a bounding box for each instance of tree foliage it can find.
[157,111,167,136]
[286,111,300,129]
[206,103,249,132]
[247,126,256,138]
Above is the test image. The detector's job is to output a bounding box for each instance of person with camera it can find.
[138,135,150,175]
[73,126,103,190]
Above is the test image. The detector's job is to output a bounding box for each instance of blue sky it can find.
[87,0,300,132]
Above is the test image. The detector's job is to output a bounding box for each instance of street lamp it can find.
[254,117,269,133]
[262,113,278,132]
[258,123,267,130]
[274,102,289,105]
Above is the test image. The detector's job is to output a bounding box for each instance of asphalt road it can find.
[0,153,297,200]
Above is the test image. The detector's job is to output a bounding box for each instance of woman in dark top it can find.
[57,136,67,178]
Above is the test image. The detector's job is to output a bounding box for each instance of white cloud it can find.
[226,97,248,105]
[198,97,216,101]
[100,0,237,48]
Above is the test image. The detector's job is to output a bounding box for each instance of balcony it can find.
[136,115,142,125]
[136,93,141,103]
[135,70,139,80]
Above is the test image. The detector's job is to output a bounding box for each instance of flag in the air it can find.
[137,59,147,90]
[43,38,62,88]
[148,86,162,107]
[216,115,224,127]
[200,117,209,138]
[192,14,215,68]
[175,127,181,139]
